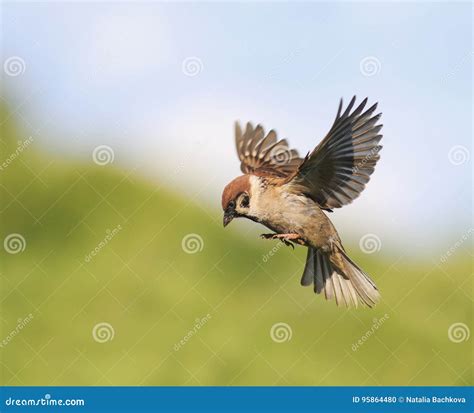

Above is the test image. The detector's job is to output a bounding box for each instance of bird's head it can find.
[221,175,253,227]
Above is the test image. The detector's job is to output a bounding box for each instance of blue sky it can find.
[2,1,472,253]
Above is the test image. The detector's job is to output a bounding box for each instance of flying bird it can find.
[221,96,383,308]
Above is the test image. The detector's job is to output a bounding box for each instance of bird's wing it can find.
[285,96,383,209]
[235,121,303,178]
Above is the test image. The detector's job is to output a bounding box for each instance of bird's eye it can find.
[228,200,236,209]
[240,194,250,208]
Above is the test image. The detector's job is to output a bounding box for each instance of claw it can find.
[282,239,295,249]
[260,233,275,240]
[260,233,299,248]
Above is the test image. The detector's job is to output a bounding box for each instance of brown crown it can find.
[221,175,251,210]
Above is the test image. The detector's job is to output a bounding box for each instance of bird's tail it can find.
[300,245,380,308]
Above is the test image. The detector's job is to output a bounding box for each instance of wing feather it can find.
[286,96,383,209]
[234,121,303,178]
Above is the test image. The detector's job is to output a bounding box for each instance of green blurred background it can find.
[1,102,471,386]
[1,1,472,387]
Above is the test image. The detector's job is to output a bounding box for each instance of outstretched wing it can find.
[235,121,303,178]
[286,96,383,209]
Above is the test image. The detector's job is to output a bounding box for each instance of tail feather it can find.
[339,250,380,307]
[301,248,315,286]
[300,246,380,308]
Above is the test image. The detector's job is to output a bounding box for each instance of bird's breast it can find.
[256,190,338,248]
[257,191,315,232]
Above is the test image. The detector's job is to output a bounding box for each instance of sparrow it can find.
[221,96,383,308]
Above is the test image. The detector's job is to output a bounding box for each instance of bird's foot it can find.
[260,233,306,248]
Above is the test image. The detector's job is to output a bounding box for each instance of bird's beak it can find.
[223,209,235,227]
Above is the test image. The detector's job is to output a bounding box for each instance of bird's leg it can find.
[260,233,306,248]
[260,233,277,240]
